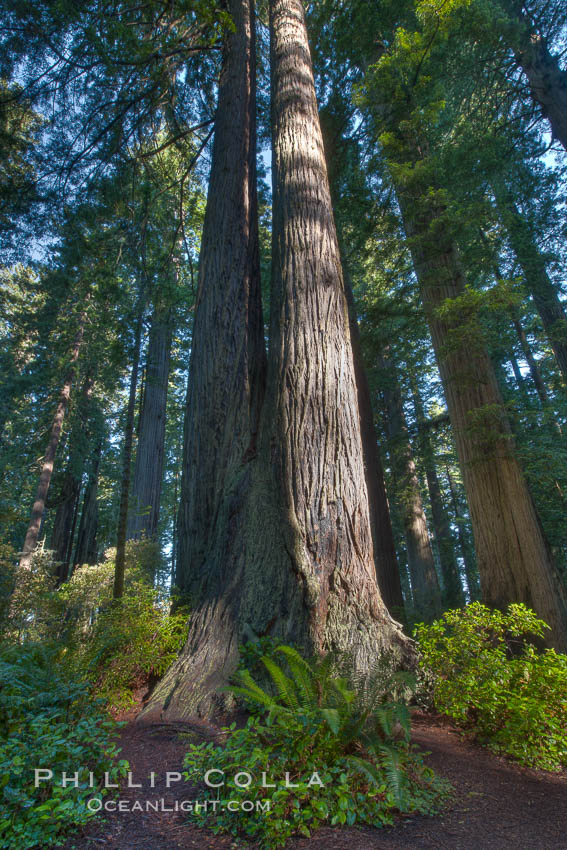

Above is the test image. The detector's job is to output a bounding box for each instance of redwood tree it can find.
[144,0,407,720]
[143,0,269,718]
[73,441,101,567]
[127,302,173,542]
[358,3,567,648]
[380,355,442,619]
[401,192,567,649]
[493,183,567,384]
[18,309,86,572]
[411,382,465,608]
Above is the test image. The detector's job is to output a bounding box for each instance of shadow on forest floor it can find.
[62,710,567,850]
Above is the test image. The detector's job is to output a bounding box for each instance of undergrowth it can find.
[416,602,567,771]
[0,643,128,849]
[184,645,448,848]
[0,540,187,847]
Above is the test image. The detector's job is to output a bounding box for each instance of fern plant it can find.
[184,645,448,848]
[230,645,416,806]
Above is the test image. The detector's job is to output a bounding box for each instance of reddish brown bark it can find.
[143,0,408,720]
[127,303,173,541]
[18,313,86,572]
[380,356,442,619]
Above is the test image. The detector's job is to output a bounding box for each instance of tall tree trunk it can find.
[342,270,404,614]
[512,316,550,406]
[142,0,268,718]
[411,383,464,608]
[18,312,86,572]
[321,113,403,616]
[50,376,93,581]
[400,192,567,648]
[260,0,407,659]
[65,484,81,567]
[173,0,266,597]
[143,0,408,721]
[127,303,173,541]
[511,20,567,152]
[380,357,442,618]
[445,463,480,600]
[73,441,101,568]
[113,299,145,600]
[50,469,81,582]
[493,185,567,382]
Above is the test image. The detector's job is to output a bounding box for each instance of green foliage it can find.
[1,545,58,643]
[3,540,188,714]
[0,542,186,847]
[236,636,294,707]
[0,544,17,637]
[416,603,567,771]
[0,81,41,247]
[0,643,128,849]
[183,646,447,848]
[82,577,187,713]
[58,542,188,713]
[238,636,283,674]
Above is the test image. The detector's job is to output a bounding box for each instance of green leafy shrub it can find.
[238,636,283,675]
[8,540,190,714]
[80,577,188,713]
[0,540,186,846]
[0,643,128,849]
[183,646,447,848]
[415,602,567,771]
[1,547,60,644]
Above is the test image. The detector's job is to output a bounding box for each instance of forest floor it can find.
[62,706,567,850]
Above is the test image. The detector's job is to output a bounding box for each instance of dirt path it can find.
[63,715,567,850]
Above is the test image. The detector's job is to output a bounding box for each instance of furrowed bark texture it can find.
[127,304,173,540]
[401,197,567,649]
[173,0,266,596]
[258,0,406,663]
[321,111,403,615]
[380,357,442,619]
[142,0,267,719]
[143,0,408,721]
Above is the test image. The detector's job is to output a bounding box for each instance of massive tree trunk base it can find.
[144,0,415,721]
[142,463,411,721]
[142,596,411,722]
